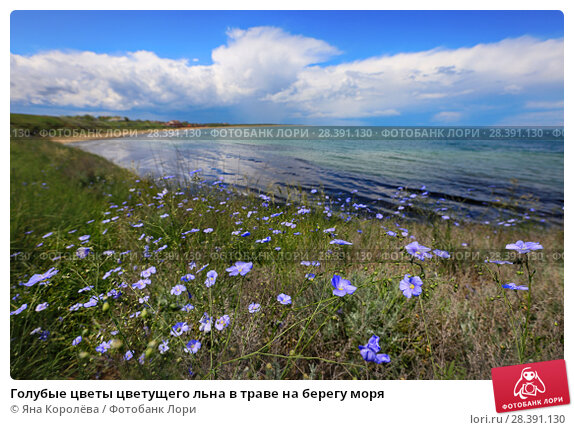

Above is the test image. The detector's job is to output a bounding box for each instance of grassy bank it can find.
[10,113,270,138]
[10,113,174,136]
[10,137,563,380]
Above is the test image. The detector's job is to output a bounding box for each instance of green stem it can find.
[280,296,335,378]
[520,257,534,362]
[202,307,317,379]
[208,287,214,378]
[232,309,258,379]
[502,289,523,362]
[109,310,151,378]
[419,296,437,378]
[218,277,244,363]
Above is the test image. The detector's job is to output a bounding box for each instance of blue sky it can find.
[10,10,564,125]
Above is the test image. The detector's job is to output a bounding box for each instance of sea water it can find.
[72,136,563,224]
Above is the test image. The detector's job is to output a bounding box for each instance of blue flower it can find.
[399,274,423,298]
[226,261,253,277]
[505,240,543,254]
[170,322,190,336]
[35,302,49,312]
[433,249,450,259]
[69,303,82,311]
[140,266,157,278]
[181,304,195,312]
[83,297,99,308]
[171,284,187,296]
[96,340,112,354]
[24,267,59,287]
[196,263,208,273]
[10,304,27,316]
[405,242,432,261]
[331,275,357,297]
[108,289,122,299]
[199,313,213,332]
[215,315,231,331]
[205,270,218,287]
[181,273,195,282]
[502,283,529,291]
[358,335,390,364]
[330,239,353,245]
[132,278,151,290]
[248,303,261,313]
[124,350,134,361]
[277,293,292,305]
[76,247,92,259]
[184,339,201,354]
[158,340,169,354]
[485,259,513,265]
[72,336,82,346]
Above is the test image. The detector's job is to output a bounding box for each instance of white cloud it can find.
[10,26,339,111]
[497,110,564,126]
[10,50,215,110]
[525,100,564,110]
[10,30,563,122]
[210,27,339,102]
[432,111,463,123]
[267,36,563,118]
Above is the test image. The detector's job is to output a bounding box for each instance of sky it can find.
[10,10,564,125]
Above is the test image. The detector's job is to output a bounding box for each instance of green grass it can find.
[10,138,564,380]
[10,113,172,137]
[10,113,276,138]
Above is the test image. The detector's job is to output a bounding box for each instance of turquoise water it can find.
[73,136,564,222]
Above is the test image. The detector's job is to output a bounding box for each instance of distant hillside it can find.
[10,113,172,135]
[10,113,282,137]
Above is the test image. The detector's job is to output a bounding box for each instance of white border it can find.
[4,2,570,428]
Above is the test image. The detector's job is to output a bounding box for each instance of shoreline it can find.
[48,128,168,144]
[65,137,564,227]
[46,125,290,144]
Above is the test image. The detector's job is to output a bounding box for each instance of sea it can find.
[72,134,564,225]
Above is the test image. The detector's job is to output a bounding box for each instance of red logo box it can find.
[491,359,570,413]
